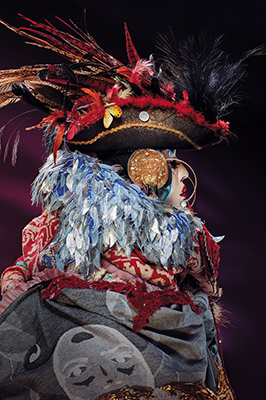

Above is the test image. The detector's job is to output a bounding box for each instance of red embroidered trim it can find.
[40,275,201,332]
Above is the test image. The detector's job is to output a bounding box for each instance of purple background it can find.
[0,1,265,398]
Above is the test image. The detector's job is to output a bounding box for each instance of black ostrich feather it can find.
[11,82,51,113]
[156,29,264,123]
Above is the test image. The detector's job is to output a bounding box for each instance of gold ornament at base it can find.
[128,149,169,190]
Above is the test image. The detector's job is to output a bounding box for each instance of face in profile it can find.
[53,324,154,399]
[158,150,189,207]
[164,160,189,207]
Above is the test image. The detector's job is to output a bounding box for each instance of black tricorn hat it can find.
[0,15,261,161]
[66,101,227,154]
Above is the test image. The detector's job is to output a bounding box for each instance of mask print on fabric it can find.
[53,324,154,399]
[0,311,36,379]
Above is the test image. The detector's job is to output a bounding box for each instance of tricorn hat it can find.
[0,15,261,162]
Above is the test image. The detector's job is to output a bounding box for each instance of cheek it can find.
[163,171,184,206]
[169,171,183,197]
[172,172,182,191]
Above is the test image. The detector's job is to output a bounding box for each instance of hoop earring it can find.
[180,159,197,207]
[186,175,197,207]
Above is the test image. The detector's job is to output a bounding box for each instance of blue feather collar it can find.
[32,151,196,278]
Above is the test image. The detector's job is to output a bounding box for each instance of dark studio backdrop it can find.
[0,1,265,398]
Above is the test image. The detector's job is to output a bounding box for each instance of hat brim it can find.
[66,107,223,154]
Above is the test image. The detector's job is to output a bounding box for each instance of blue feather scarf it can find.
[32,151,196,278]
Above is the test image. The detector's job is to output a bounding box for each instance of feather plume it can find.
[117,86,132,99]
[11,131,20,166]
[53,124,66,164]
[0,16,155,118]
[18,14,123,68]
[124,22,140,66]
[130,59,154,86]
[0,15,131,119]
[0,14,124,73]
[0,126,4,155]
[58,63,79,85]
[156,30,265,122]
[3,133,12,163]
[0,65,45,108]
[106,83,121,101]
[11,83,51,112]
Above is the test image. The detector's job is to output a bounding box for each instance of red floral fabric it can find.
[0,257,27,294]
[22,208,60,279]
[102,246,183,290]
[1,210,222,300]
[1,208,59,294]
[187,226,221,297]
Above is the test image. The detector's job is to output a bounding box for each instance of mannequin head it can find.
[165,160,189,207]
[158,150,189,207]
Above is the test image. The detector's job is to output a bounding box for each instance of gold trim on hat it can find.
[66,122,202,150]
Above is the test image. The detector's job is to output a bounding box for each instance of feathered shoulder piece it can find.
[32,150,195,277]
[0,15,262,161]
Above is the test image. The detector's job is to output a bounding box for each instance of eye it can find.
[169,160,180,169]
[112,356,131,363]
[117,365,134,375]
[69,365,87,377]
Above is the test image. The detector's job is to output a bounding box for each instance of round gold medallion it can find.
[127,149,169,188]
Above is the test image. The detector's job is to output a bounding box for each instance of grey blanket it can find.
[0,284,218,399]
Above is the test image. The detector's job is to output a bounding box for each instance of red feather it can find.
[19,15,93,57]
[19,14,122,67]
[53,124,66,164]
[130,59,153,86]
[81,88,103,107]
[124,23,140,66]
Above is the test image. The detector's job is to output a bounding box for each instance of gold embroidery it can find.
[66,122,202,150]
